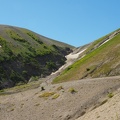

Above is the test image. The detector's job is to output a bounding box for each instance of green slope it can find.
[0,25,75,89]
[53,29,120,83]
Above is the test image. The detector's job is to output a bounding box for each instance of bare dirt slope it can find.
[0,76,120,120]
[76,84,120,120]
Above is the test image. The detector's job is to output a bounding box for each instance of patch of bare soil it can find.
[76,83,120,120]
[0,76,120,120]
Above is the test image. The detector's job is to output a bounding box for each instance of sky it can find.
[0,0,119,47]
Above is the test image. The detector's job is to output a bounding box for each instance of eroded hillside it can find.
[0,25,75,89]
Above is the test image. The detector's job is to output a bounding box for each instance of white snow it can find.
[65,49,86,60]
[51,48,86,75]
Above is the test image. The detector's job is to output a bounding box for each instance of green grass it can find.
[53,31,120,83]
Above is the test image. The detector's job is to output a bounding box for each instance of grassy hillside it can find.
[53,29,120,83]
[0,25,75,89]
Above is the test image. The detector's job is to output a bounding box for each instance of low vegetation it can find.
[0,25,74,89]
[53,29,120,83]
[68,87,77,94]
[108,92,114,98]
[52,94,60,99]
[39,92,56,98]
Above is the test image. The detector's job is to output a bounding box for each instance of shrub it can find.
[86,68,90,71]
[22,70,27,75]
[46,61,56,70]
[52,44,58,49]
[30,76,39,82]
[108,92,114,98]
[69,87,77,94]
[65,66,72,72]
[27,32,43,44]
[0,89,4,93]
[10,71,25,83]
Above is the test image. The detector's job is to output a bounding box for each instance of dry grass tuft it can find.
[39,92,56,98]
[52,94,60,99]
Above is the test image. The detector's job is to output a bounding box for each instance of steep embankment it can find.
[53,29,120,83]
[0,25,75,89]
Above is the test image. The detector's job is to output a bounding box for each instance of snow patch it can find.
[51,48,86,75]
[66,49,86,60]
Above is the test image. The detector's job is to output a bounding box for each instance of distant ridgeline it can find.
[0,25,75,89]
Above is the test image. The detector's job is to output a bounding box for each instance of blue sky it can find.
[0,0,119,47]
